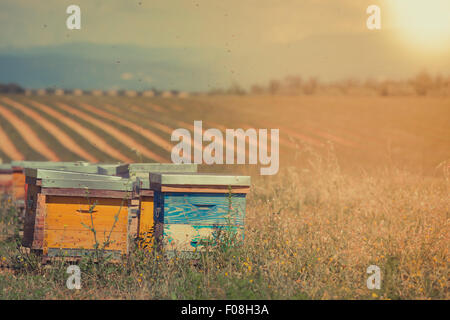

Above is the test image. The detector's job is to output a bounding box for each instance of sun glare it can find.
[388,0,450,51]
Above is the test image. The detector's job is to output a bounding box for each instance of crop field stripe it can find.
[102,102,203,161]
[207,120,300,153]
[0,104,59,161]
[56,102,169,163]
[104,103,178,135]
[141,101,165,113]
[193,96,357,148]
[196,98,327,149]
[176,98,309,151]
[173,119,250,161]
[26,99,133,163]
[0,98,85,162]
[18,98,115,162]
[160,99,295,154]
[0,121,24,160]
[75,102,171,162]
[0,111,45,161]
[1,97,98,162]
[74,101,171,160]
[50,102,135,163]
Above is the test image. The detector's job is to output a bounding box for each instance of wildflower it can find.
[249,279,253,284]
[372,293,378,298]
[225,272,228,277]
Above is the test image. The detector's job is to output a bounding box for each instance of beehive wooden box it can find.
[22,168,133,260]
[10,161,93,203]
[10,161,121,204]
[116,163,198,247]
[0,164,13,195]
[149,173,251,257]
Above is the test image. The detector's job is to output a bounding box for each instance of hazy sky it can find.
[2,0,449,48]
[1,0,373,48]
[0,0,449,88]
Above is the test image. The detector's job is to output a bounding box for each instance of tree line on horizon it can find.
[1,71,449,97]
[212,71,450,97]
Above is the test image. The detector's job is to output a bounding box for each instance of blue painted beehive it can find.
[149,173,251,257]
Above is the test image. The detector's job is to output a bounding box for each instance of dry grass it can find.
[0,94,448,299]
[0,146,448,299]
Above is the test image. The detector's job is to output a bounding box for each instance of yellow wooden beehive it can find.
[22,168,133,261]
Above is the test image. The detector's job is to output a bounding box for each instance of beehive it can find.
[116,163,198,248]
[149,173,251,257]
[22,168,133,260]
[11,161,89,202]
[10,161,120,203]
[0,164,13,194]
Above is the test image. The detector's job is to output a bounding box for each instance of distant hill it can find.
[0,32,448,91]
[0,43,231,91]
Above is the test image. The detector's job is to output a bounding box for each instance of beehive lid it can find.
[0,164,12,173]
[149,173,251,187]
[11,161,123,175]
[25,168,123,180]
[10,161,101,173]
[116,163,198,177]
[40,178,133,191]
[11,161,91,168]
[26,168,132,191]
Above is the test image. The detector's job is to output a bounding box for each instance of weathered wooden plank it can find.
[44,196,129,255]
[156,193,246,225]
[116,163,198,177]
[0,174,13,192]
[22,184,42,248]
[46,196,129,230]
[0,164,12,174]
[11,160,91,168]
[138,196,154,248]
[44,229,127,254]
[25,168,123,180]
[158,184,250,194]
[41,188,133,198]
[137,189,154,196]
[40,178,133,191]
[159,223,244,252]
[150,173,251,187]
[12,171,26,200]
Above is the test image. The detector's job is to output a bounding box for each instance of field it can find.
[0,94,448,299]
